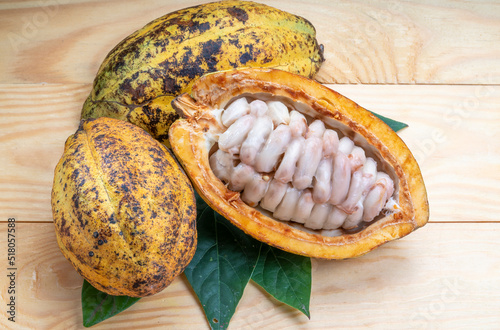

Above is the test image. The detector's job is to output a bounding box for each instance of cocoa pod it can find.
[82,0,324,146]
[52,117,196,296]
[169,68,429,259]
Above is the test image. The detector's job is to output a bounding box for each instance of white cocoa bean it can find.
[306,120,326,138]
[228,162,255,192]
[312,158,333,203]
[338,136,354,154]
[362,172,394,222]
[254,124,292,173]
[266,101,290,126]
[349,146,366,171]
[218,114,254,153]
[322,129,339,158]
[221,97,250,127]
[240,116,274,166]
[323,206,348,230]
[293,135,323,190]
[274,136,305,183]
[291,190,315,224]
[342,201,364,229]
[273,186,300,221]
[289,110,307,137]
[260,179,288,212]
[209,149,234,183]
[250,99,268,117]
[341,157,378,212]
[305,203,331,230]
[329,151,352,205]
[241,173,270,207]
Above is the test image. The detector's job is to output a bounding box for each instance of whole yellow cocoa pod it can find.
[81,0,324,145]
[52,117,196,297]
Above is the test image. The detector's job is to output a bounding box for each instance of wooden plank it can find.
[0,84,86,222]
[0,222,499,329]
[0,0,499,85]
[1,83,498,223]
[309,0,500,84]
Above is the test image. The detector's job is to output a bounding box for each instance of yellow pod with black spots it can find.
[81,0,324,145]
[51,117,196,297]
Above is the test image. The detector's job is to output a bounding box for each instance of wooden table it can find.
[1,0,499,328]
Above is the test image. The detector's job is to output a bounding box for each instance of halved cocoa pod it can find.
[169,68,428,259]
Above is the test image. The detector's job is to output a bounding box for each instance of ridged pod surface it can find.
[51,117,196,297]
[169,68,429,260]
[81,0,324,145]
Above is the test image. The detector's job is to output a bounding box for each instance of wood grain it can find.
[308,0,500,84]
[0,0,499,85]
[0,84,87,222]
[1,223,499,329]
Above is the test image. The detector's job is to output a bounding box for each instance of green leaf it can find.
[251,244,311,318]
[185,195,261,329]
[81,279,140,327]
[371,111,408,132]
